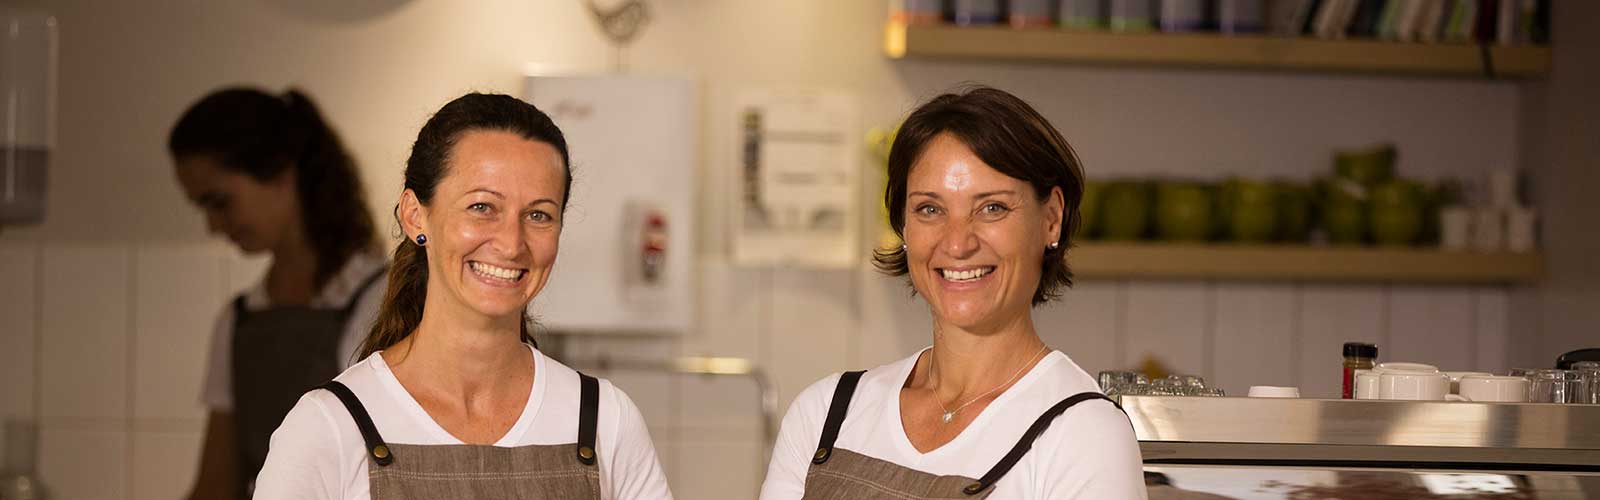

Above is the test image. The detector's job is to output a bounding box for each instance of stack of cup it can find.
[1354,362,1528,402]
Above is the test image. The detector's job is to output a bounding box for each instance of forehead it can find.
[440,130,566,197]
[906,133,1024,193]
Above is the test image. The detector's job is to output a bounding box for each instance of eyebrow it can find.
[468,188,559,208]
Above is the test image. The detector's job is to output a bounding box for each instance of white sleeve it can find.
[201,304,235,411]
[598,382,674,500]
[336,275,386,368]
[1036,400,1148,500]
[757,373,840,500]
[252,393,350,500]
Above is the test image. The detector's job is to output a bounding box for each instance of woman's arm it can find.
[185,411,238,500]
[1038,401,1148,500]
[251,394,349,500]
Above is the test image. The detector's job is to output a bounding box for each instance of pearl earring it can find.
[414,234,428,246]
[1048,241,1059,250]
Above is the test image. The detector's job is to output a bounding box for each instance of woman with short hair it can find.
[760,86,1145,499]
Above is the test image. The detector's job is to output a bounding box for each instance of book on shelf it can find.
[1348,0,1386,37]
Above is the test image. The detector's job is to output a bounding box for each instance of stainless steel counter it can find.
[1118,396,1600,474]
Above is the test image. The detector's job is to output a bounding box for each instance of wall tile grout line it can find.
[1289,283,1304,389]
[127,244,138,500]
[32,243,44,427]
[1380,285,1393,361]
[1469,288,1482,371]
[1201,281,1217,383]
[1113,280,1128,369]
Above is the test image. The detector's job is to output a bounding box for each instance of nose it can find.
[489,215,528,259]
[938,215,980,259]
[203,211,226,236]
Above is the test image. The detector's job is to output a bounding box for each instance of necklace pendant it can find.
[941,411,954,424]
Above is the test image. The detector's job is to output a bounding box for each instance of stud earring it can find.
[1048,241,1060,250]
[901,243,908,252]
[414,234,428,246]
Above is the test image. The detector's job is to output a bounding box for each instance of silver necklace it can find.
[928,345,1050,424]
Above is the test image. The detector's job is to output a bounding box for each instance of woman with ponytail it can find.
[169,87,387,500]
[253,93,672,500]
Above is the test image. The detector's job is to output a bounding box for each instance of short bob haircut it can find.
[872,86,1085,306]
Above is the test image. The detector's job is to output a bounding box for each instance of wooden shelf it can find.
[885,23,1551,78]
[1069,243,1542,284]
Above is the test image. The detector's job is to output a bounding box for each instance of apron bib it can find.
[232,269,385,497]
[801,370,1122,499]
[318,373,604,500]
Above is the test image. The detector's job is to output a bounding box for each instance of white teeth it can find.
[941,267,992,282]
[470,262,523,280]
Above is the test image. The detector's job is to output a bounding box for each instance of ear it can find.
[1043,185,1064,244]
[397,189,429,242]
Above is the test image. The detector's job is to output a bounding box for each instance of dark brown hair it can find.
[168,87,377,289]
[872,86,1084,306]
[360,93,572,358]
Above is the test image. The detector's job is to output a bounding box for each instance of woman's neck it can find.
[389,297,529,396]
[919,314,1048,401]
[264,231,318,306]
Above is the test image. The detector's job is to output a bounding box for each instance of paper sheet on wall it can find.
[732,88,859,268]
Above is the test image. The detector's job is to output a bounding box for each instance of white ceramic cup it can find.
[1380,370,1451,400]
[1456,375,1529,402]
[1354,369,1381,400]
[1444,371,1492,394]
[1248,386,1300,398]
[1378,362,1439,373]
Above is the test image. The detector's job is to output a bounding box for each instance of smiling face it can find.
[399,130,567,324]
[174,155,301,253]
[902,133,1063,333]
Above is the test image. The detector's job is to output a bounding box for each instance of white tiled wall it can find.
[1,242,1514,500]
[2,242,258,500]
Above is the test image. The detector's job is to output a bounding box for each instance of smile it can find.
[469,261,527,283]
[939,266,995,283]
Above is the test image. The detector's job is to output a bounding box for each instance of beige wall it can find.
[1515,2,1600,368]
[0,1,1571,500]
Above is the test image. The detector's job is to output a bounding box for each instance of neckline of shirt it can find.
[885,346,1067,464]
[366,342,547,447]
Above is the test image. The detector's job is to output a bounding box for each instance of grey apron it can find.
[316,373,603,500]
[232,269,385,498]
[801,370,1122,499]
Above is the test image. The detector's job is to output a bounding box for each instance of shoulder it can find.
[781,351,921,431]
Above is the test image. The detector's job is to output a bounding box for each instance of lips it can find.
[469,261,527,283]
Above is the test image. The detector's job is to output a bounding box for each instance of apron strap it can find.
[811,370,865,465]
[318,381,395,466]
[231,294,248,318]
[961,392,1122,495]
[576,373,599,465]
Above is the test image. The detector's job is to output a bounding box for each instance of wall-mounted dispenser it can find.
[0,6,55,228]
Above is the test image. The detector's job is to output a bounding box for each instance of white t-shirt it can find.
[202,253,388,411]
[760,348,1147,500]
[252,344,673,500]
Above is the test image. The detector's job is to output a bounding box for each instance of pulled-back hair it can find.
[360,93,572,358]
[168,87,377,289]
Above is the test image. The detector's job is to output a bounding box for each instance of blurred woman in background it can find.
[253,93,671,499]
[170,87,386,500]
[760,87,1144,499]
